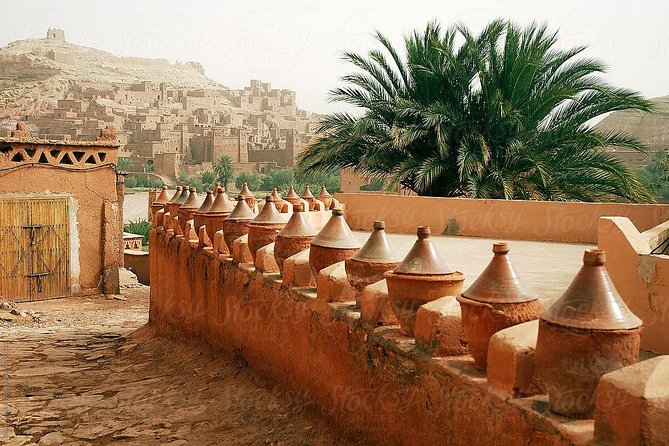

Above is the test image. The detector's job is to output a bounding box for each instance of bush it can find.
[235,171,264,191]
[361,177,385,191]
[125,174,163,189]
[125,175,138,188]
[262,168,295,192]
[124,219,152,246]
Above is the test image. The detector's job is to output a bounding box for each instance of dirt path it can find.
[1,279,361,445]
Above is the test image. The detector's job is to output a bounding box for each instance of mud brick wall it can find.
[149,228,589,446]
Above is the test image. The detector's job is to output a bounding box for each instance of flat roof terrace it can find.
[352,231,593,304]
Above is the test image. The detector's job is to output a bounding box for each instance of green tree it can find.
[294,168,340,193]
[638,151,669,199]
[235,171,263,191]
[214,155,235,188]
[298,20,653,202]
[117,157,131,171]
[200,170,215,190]
[262,168,295,191]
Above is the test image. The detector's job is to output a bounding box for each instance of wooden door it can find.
[0,196,70,302]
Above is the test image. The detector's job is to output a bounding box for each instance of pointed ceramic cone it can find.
[178,187,201,235]
[316,186,333,209]
[345,221,400,303]
[164,186,183,229]
[535,249,642,419]
[457,242,543,369]
[274,203,317,273]
[213,182,220,196]
[284,186,301,207]
[384,226,465,336]
[248,196,288,260]
[193,190,214,234]
[150,185,170,221]
[309,208,360,277]
[270,187,286,212]
[239,183,256,209]
[222,194,257,252]
[201,187,236,249]
[300,186,316,210]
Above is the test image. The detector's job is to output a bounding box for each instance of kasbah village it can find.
[1,4,669,446]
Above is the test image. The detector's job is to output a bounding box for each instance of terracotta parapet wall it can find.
[598,217,669,354]
[334,193,669,243]
[150,228,594,446]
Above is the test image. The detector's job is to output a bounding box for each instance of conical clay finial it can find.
[541,249,642,330]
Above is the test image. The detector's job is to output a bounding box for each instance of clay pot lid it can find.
[540,249,642,330]
[225,195,256,221]
[195,190,214,213]
[311,208,360,249]
[206,187,235,214]
[300,186,315,200]
[393,226,455,275]
[175,187,190,205]
[351,220,398,263]
[239,183,254,199]
[279,203,317,237]
[167,186,183,204]
[153,185,170,205]
[252,196,284,224]
[180,187,201,210]
[317,186,332,199]
[213,182,220,196]
[270,187,282,202]
[284,186,301,203]
[461,242,537,304]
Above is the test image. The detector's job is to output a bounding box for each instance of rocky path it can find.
[1,280,359,445]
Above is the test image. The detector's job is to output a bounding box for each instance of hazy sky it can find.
[1,0,668,113]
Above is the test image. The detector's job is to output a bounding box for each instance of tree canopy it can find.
[297,20,654,202]
[214,155,235,188]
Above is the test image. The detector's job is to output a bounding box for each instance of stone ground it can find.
[0,274,362,446]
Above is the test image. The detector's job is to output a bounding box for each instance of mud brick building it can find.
[0,124,123,302]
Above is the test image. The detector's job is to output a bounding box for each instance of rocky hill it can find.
[595,96,669,167]
[0,31,228,121]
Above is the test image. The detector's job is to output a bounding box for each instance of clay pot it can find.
[222,194,257,252]
[164,186,183,229]
[384,226,464,336]
[316,186,333,209]
[274,203,317,273]
[535,249,642,419]
[345,220,399,303]
[170,186,190,234]
[284,186,302,208]
[192,190,214,234]
[270,188,286,212]
[150,185,170,222]
[178,187,201,235]
[239,183,256,209]
[456,242,544,370]
[212,182,220,196]
[247,196,288,259]
[309,208,361,277]
[201,187,236,245]
[300,186,316,210]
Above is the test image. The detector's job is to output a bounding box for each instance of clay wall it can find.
[599,217,669,354]
[335,193,669,244]
[149,230,590,446]
[0,165,121,295]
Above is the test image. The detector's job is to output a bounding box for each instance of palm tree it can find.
[214,155,235,188]
[116,157,131,172]
[298,20,654,202]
